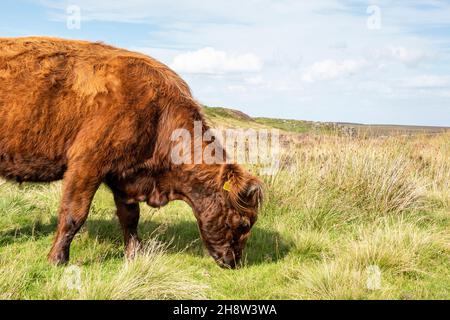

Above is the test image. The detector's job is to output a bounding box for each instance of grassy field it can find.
[0,108,449,299]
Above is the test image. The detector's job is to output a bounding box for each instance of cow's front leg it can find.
[113,194,141,259]
[48,167,101,265]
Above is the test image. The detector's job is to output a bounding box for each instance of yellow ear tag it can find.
[223,180,232,192]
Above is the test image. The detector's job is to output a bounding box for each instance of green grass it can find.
[0,130,449,299]
[202,106,270,129]
[202,106,326,134]
[253,117,317,134]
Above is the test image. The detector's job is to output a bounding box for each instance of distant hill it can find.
[203,106,329,133]
[202,106,449,137]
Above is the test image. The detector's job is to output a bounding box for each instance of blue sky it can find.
[2,0,450,126]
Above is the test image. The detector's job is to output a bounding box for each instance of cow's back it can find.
[0,37,192,182]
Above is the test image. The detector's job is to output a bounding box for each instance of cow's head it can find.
[114,163,263,269]
[206,164,263,269]
[167,164,263,269]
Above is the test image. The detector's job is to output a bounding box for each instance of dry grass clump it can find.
[282,218,449,300]
[343,219,449,275]
[282,259,394,300]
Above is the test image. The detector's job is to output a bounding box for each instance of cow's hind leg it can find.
[113,194,141,259]
[48,166,102,265]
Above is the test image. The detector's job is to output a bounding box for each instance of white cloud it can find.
[227,85,247,93]
[170,47,262,74]
[401,75,450,89]
[372,46,430,67]
[302,59,368,83]
[244,76,264,85]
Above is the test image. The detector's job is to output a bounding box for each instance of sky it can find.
[1,0,450,126]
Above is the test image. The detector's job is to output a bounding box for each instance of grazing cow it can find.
[0,37,263,268]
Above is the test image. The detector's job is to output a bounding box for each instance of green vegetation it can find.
[253,117,316,134]
[203,106,269,129]
[203,106,324,133]
[0,109,449,299]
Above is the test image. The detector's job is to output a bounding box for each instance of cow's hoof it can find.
[48,251,69,266]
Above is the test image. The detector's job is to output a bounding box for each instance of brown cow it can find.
[0,37,263,268]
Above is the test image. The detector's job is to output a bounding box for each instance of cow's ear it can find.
[220,164,263,211]
[241,178,263,209]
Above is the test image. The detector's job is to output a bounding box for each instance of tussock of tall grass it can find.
[291,229,332,261]
[343,219,449,275]
[282,218,449,300]
[263,134,449,226]
[283,260,383,299]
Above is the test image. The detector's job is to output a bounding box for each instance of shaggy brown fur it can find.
[0,37,263,268]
